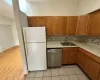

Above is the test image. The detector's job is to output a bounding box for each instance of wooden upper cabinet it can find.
[27,16,37,27]
[28,16,67,36]
[76,14,90,35]
[52,17,66,36]
[36,17,46,26]
[27,11,100,36]
[89,10,100,36]
[66,16,77,35]
[27,16,46,27]
[46,17,53,36]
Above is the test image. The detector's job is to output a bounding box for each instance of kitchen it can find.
[0,0,100,80]
[25,10,100,80]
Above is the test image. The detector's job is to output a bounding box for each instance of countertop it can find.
[47,41,78,48]
[47,41,100,57]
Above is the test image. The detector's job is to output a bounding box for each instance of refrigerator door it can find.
[23,27,46,43]
[26,43,47,71]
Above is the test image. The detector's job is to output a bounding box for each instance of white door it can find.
[26,43,47,71]
[23,27,46,42]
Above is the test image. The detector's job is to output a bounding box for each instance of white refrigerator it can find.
[23,27,47,71]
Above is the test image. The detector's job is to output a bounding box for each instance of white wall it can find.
[77,0,100,15]
[0,16,15,52]
[0,16,12,25]
[11,11,28,46]
[0,45,2,52]
[0,25,14,51]
[20,11,28,27]
[0,16,20,47]
[11,21,19,45]
[25,0,78,16]
[0,0,14,19]
[19,0,100,16]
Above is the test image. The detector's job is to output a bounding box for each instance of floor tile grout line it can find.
[42,70,44,80]
[42,71,43,80]
[57,68,60,77]
[68,75,71,80]
[57,68,61,80]
[50,68,52,78]
[27,65,90,80]
[76,75,80,80]
[51,68,60,77]
[34,72,36,78]
[68,75,79,80]
[42,70,52,79]
[64,65,83,76]
[63,65,69,76]
[64,66,72,80]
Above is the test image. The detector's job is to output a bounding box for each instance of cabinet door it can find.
[76,14,90,35]
[62,51,69,64]
[27,16,46,27]
[68,50,78,64]
[77,51,86,71]
[98,73,100,80]
[66,16,77,35]
[46,17,53,36]
[85,56,100,80]
[36,17,46,26]
[52,17,66,36]
[89,11,100,36]
[62,48,78,64]
[28,17,37,27]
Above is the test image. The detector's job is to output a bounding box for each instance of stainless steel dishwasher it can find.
[47,49,62,67]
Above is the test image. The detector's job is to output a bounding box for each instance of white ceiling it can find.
[0,0,14,19]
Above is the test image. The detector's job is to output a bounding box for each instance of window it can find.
[19,0,27,12]
[4,0,12,5]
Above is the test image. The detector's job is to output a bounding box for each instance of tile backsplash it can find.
[86,36,100,45]
[47,35,79,41]
[47,35,100,45]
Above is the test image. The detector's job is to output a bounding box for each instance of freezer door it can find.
[26,43,47,71]
[23,27,46,42]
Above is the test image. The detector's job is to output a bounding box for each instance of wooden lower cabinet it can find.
[62,47,100,80]
[98,73,100,80]
[62,48,78,64]
[85,56,100,80]
[77,49,100,80]
[77,51,87,72]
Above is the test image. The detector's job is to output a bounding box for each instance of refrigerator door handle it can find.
[23,30,28,55]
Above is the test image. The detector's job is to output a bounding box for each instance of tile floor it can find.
[25,65,90,80]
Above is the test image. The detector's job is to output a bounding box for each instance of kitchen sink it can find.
[60,42,76,46]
